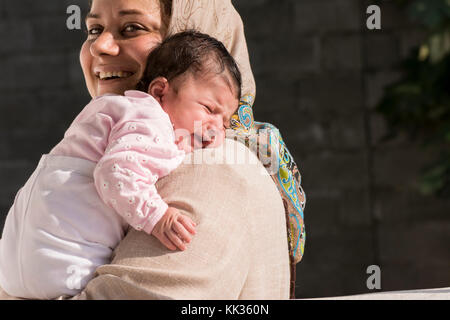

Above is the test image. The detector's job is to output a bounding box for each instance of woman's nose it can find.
[90,32,120,57]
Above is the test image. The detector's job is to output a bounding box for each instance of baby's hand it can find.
[151,207,196,251]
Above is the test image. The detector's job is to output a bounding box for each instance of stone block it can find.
[0,2,4,18]
[3,0,62,18]
[0,127,61,161]
[68,52,88,87]
[298,188,342,235]
[413,265,450,291]
[31,16,86,52]
[373,143,436,188]
[379,221,450,265]
[295,226,375,298]
[365,33,400,70]
[337,187,372,227]
[321,35,363,71]
[290,121,331,153]
[235,0,293,39]
[252,76,299,116]
[3,0,89,18]
[300,150,369,190]
[370,112,409,147]
[232,0,270,10]
[38,88,91,129]
[374,186,450,223]
[294,0,361,35]
[329,113,366,150]
[251,35,321,78]
[0,20,33,54]
[300,184,371,231]
[297,73,364,120]
[294,1,336,35]
[365,70,402,109]
[0,91,41,131]
[378,221,450,290]
[0,54,67,90]
[398,28,427,59]
[333,0,363,32]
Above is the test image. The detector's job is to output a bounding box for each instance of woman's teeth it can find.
[98,71,133,80]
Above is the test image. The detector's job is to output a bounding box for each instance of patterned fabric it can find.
[227,96,306,266]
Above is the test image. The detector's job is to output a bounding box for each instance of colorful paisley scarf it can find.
[168,0,306,298]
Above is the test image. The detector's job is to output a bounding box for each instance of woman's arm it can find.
[73,139,290,299]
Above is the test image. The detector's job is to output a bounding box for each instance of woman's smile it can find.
[93,65,137,92]
[91,64,141,95]
[95,70,134,80]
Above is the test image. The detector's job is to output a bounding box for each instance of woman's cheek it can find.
[134,36,163,76]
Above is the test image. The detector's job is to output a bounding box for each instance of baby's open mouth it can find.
[193,133,214,148]
[96,71,134,80]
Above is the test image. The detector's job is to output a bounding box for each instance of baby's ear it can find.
[148,77,169,104]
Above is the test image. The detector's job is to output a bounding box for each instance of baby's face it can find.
[160,72,239,153]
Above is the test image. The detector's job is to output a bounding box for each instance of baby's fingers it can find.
[178,215,196,235]
[167,230,187,251]
[173,222,194,244]
[155,232,177,251]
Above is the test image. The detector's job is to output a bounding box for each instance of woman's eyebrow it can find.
[85,9,145,21]
[118,9,145,16]
[85,12,99,21]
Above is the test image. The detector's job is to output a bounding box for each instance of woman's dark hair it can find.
[137,30,242,99]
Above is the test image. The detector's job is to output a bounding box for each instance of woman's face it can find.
[80,0,167,98]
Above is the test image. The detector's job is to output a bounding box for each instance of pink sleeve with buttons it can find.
[50,90,185,235]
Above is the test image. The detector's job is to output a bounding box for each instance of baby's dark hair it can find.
[137,30,242,99]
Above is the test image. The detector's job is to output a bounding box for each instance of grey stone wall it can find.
[0,0,449,299]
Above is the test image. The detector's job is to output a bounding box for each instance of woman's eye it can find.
[87,26,102,37]
[123,24,143,33]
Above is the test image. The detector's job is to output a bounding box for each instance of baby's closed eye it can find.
[202,105,212,113]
